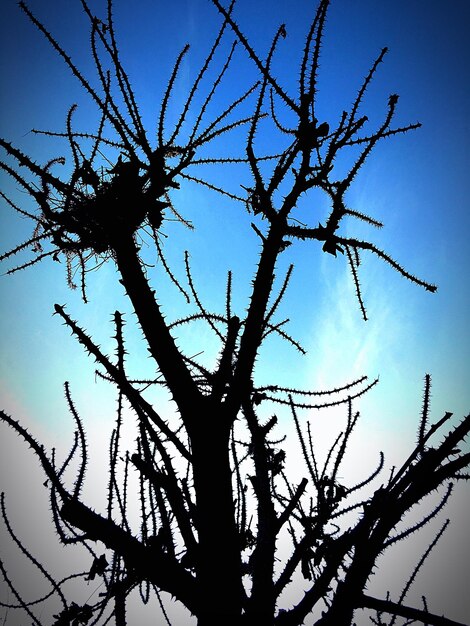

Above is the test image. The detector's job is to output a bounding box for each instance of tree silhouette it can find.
[0,1,469,625]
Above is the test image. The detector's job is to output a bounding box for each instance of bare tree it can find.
[0,1,468,625]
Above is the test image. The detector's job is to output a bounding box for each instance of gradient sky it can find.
[0,0,469,624]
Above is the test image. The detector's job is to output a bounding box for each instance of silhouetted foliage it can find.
[1,1,469,625]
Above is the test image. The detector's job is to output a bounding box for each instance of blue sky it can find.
[0,0,469,622]
[1,0,468,432]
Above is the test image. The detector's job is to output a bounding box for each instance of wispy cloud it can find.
[299,247,432,442]
[308,257,398,387]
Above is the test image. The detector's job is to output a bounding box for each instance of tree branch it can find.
[359,593,469,626]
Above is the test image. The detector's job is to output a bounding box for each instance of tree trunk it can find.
[191,409,243,625]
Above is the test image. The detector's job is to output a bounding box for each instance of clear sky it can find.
[0,0,469,623]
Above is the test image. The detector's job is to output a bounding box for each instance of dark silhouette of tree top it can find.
[0,1,468,625]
